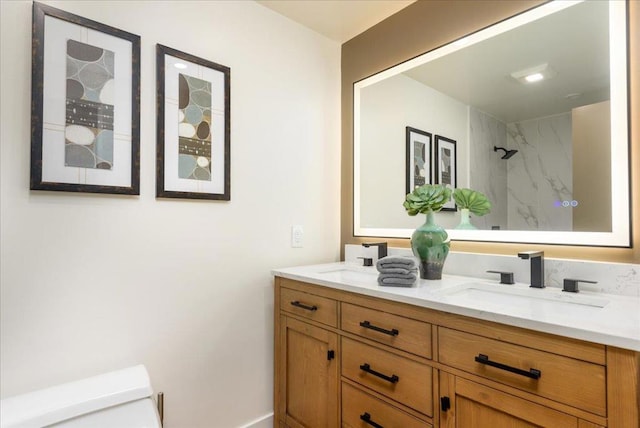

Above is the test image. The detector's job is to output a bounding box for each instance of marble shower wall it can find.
[506,113,573,230]
[469,109,572,231]
[469,108,507,230]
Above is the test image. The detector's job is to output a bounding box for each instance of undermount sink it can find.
[315,266,378,282]
[438,282,609,309]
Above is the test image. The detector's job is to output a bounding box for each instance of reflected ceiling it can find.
[404,1,609,123]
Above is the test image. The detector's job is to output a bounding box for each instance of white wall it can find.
[359,74,469,230]
[0,2,341,427]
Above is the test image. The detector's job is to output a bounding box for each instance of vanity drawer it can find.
[341,303,432,359]
[342,337,433,416]
[438,327,606,416]
[342,382,431,428]
[280,287,338,327]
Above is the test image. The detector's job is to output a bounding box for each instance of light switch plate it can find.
[291,225,303,248]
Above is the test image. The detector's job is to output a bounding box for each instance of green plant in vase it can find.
[452,188,492,230]
[403,184,452,280]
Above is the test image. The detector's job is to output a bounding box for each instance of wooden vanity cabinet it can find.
[276,283,340,427]
[274,277,639,428]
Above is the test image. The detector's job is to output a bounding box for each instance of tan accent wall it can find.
[341,0,639,263]
[572,101,611,232]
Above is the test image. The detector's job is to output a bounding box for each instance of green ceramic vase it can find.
[411,210,450,280]
[455,208,478,230]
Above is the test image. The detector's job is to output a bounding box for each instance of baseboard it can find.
[238,412,274,428]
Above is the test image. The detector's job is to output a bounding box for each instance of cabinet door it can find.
[278,316,339,428]
[439,373,578,428]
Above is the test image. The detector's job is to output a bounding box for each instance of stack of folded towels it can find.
[375,255,418,287]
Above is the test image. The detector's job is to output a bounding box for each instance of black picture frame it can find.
[405,126,432,194]
[30,2,141,194]
[156,44,231,200]
[435,135,457,211]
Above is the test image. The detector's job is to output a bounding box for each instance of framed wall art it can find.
[405,126,432,194]
[30,2,141,194]
[156,44,230,200]
[435,135,457,210]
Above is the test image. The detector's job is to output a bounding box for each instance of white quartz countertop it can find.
[273,262,640,352]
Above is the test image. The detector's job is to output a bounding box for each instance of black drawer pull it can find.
[360,320,399,336]
[290,301,317,311]
[474,354,541,380]
[360,412,384,428]
[359,363,399,383]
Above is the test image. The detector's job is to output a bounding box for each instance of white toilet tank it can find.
[0,365,161,428]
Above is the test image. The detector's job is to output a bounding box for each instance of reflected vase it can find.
[411,210,450,280]
[455,208,477,230]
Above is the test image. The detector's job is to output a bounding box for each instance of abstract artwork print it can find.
[405,127,431,194]
[440,147,452,186]
[178,74,212,181]
[65,39,115,170]
[156,44,229,199]
[413,141,426,188]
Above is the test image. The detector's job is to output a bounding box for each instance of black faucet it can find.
[517,251,545,288]
[486,270,515,284]
[563,278,597,293]
[362,242,388,260]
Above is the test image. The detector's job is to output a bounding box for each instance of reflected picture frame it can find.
[30,2,141,194]
[156,44,230,200]
[405,126,432,194]
[435,135,457,211]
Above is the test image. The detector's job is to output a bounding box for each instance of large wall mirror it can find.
[354,0,630,247]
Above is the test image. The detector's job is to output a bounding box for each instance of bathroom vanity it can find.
[273,264,639,428]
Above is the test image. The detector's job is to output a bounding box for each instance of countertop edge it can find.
[273,266,640,352]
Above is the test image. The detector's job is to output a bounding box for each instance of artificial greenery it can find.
[452,188,491,216]
[403,184,452,215]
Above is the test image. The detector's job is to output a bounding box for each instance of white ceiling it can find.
[256,0,416,43]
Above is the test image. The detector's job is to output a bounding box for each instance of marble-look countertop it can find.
[273,262,640,352]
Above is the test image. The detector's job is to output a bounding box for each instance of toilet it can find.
[0,365,161,428]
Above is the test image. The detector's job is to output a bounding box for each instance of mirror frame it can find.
[353,0,630,247]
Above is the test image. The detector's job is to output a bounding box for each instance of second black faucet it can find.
[362,242,388,260]
[517,250,545,288]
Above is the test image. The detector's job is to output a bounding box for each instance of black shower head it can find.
[494,146,518,159]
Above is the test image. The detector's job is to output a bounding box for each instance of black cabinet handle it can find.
[360,412,384,428]
[359,363,399,383]
[290,301,317,311]
[360,320,399,336]
[440,396,451,412]
[474,354,541,380]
